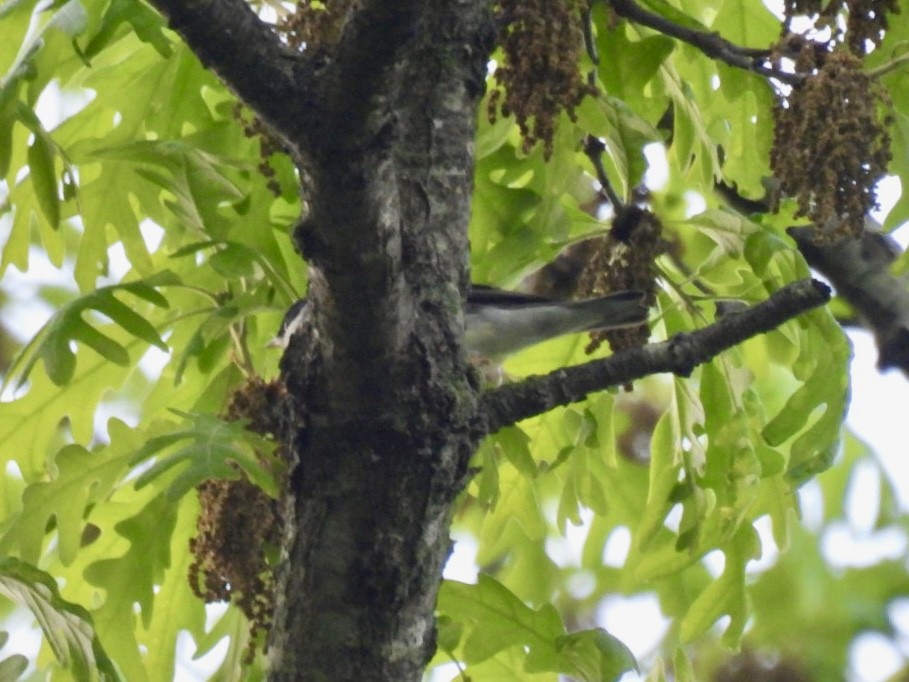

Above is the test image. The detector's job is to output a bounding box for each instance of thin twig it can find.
[580,3,600,88]
[579,5,625,210]
[583,135,625,211]
[608,0,804,86]
[867,51,909,79]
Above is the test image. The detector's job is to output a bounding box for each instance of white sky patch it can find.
[850,632,903,682]
[174,627,229,682]
[443,530,478,582]
[702,548,725,579]
[1,245,73,343]
[34,80,96,131]
[596,593,670,663]
[643,143,669,190]
[847,330,909,507]
[746,515,782,575]
[821,523,907,569]
[546,506,593,568]
[602,526,632,567]
[683,190,707,218]
[845,459,882,531]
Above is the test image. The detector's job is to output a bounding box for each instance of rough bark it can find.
[268,3,495,679]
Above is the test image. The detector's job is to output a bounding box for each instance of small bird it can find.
[268,285,649,358]
[267,298,309,349]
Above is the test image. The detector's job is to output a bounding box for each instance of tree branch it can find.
[146,0,318,151]
[789,225,909,376]
[316,0,421,147]
[478,278,831,434]
[714,186,909,376]
[608,0,803,85]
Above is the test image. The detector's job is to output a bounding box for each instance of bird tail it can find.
[567,291,649,332]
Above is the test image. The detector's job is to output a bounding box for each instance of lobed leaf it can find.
[440,576,637,681]
[0,557,120,681]
[0,443,125,565]
[130,409,279,500]
[5,271,176,388]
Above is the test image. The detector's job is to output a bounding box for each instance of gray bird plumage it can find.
[269,286,648,357]
[465,286,647,358]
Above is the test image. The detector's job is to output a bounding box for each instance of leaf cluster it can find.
[0,1,300,677]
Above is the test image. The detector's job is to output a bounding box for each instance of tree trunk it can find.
[267,3,495,679]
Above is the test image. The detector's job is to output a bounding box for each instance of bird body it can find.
[269,286,648,357]
[464,286,647,358]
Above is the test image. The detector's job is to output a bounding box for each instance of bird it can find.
[463,285,648,359]
[267,285,649,359]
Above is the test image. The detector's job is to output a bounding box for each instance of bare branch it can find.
[583,135,625,211]
[579,4,625,211]
[478,278,831,434]
[608,0,803,85]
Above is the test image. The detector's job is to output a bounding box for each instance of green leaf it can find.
[45,0,89,38]
[171,295,253,384]
[24,114,60,228]
[91,139,244,237]
[0,649,28,682]
[5,271,176,387]
[661,64,721,188]
[597,31,675,105]
[0,342,140,479]
[638,0,710,31]
[552,629,638,682]
[82,0,172,60]
[477,102,517,159]
[494,426,536,479]
[130,409,279,500]
[763,310,849,483]
[1,0,84,103]
[634,408,680,551]
[673,648,695,682]
[0,86,19,179]
[679,526,759,645]
[0,631,28,680]
[686,208,759,258]
[439,575,565,666]
[0,442,125,565]
[439,577,637,680]
[436,615,464,655]
[574,96,660,198]
[0,557,120,681]
[0,0,37,79]
[136,491,205,679]
[192,604,268,680]
[83,494,179,681]
[208,242,258,279]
